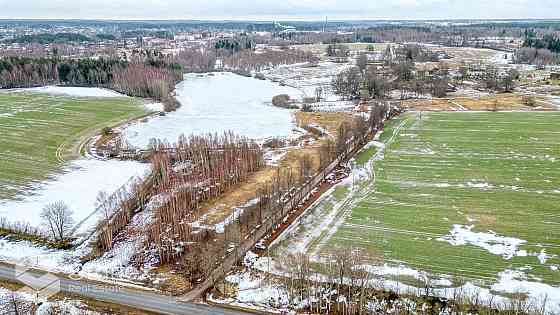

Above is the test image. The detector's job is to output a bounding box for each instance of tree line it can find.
[0,56,183,105]
[523,31,560,53]
[262,248,552,315]
[3,32,92,44]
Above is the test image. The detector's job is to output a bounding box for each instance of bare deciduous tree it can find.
[356,53,368,74]
[41,201,75,242]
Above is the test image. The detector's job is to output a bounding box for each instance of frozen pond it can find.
[124,72,302,147]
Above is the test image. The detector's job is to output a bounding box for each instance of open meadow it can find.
[0,91,146,199]
[332,112,560,284]
[276,111,560,294]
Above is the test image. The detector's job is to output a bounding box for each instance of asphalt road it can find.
[0,262,248,315]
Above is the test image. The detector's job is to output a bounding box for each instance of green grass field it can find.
[0,92,146,199]
[317,112,560,285]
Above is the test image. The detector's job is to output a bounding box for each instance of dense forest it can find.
[523,31,560,53]
[0,56,183,104]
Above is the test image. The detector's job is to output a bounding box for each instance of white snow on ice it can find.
[124,72,303,148]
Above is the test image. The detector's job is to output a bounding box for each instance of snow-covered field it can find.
[0,159,150,235]
[124,72,302,148]
[0,86,151,235]
[14,86,127,98]
[262,62,357,112]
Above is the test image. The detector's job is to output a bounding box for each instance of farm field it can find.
[279,111,560,291]
[0,91,146,199]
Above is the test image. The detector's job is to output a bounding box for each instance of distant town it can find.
[0,17,559,315]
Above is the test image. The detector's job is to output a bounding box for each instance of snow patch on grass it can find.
[214,198,260,233]
[0,237,86,274]
[144,102,164,112]
[491,269,560,311]
[437,225,526,259]
[20,86,126,98]
[466,181,493,189]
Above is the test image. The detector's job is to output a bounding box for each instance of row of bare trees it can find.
[221,48,317,73]
[145,133,263,264]
[94,177,151,253]
[272,248,553,315]
[94,102,394,282]
[169,112,385,282]
[175,47,217,73]
[111,63,182,101]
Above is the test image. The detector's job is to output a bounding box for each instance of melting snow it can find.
[18,86,126,98]
[537,249,549,264]
[437,225,526,259]
[491,269,560,309]
[0,159,150,234]
[466,181,493,189]
[214,198,260,233]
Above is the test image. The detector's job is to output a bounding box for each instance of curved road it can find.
[0,262,248,315]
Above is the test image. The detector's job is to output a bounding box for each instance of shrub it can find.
[101,127,112,136]
[301,103,313,112]
[163,96,181,112]
[522,96,537,107]
[303,96,317,104]
[272,94,291,108]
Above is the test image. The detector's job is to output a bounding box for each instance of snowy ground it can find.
[0,73,304,288]
[13,86,127,98]
[262,62,357,112]
[80,197,160,283]
[220,238,560,314]
[123,72,303,148]
[0,159,150,236]
[0,84,157,284]
[0,84,157,291]
[0,284,103,315]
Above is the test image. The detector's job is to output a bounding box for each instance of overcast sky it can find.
[0,0,558,20]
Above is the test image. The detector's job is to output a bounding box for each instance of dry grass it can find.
[403,98,455,111]
[473,214,498,229]
[456,94,553,111]
[152,265,193,295]
[295,111,353,136]
[198,112,351,226]
[404,93,556,112]
[0,280,24,291]
[436,46,499,69]
[201,167,278,225]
